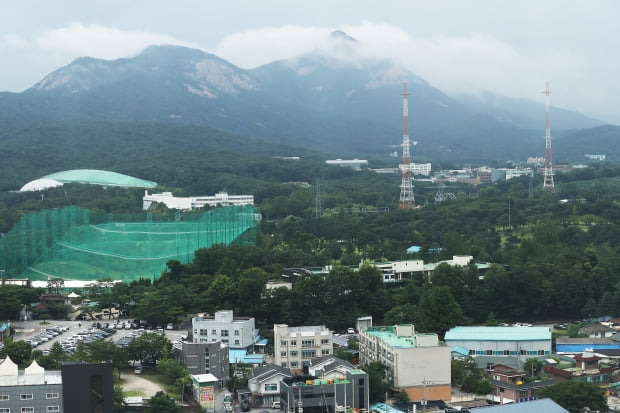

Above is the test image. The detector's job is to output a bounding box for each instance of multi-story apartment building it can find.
[358,324,451,401]
[273,324,333,371]
[192,310,256,351]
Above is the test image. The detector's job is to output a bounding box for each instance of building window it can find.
[222,339,229,344]
[302,340,315,348]
[291,361,298,368]
[520,349,526,355]
[290,351,298,357]
[538,350,545,355]
[235,330,240,336]
[46,393,59,399]
[47,407,60,412]
[486,350,493,355]
[22,409,35,413]
[265,384,278,391]
[0,408,9,413]
[302,350,316,358]
[519,390,528,398]
[291,340,297,346]
[0,395,8,400]
[281,362,287,367]
[469,350,475,355]
[234,340,240,345]
[212,329,217,335]
[280,340,287,346]
[281,351,287,357]
[321,339,330,345]
[221,330,229,337]
[322,349,330,355]
[503,350,510,355]
[20,395,33,400]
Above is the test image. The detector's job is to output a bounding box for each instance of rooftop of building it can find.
[445,326,551,341]
[364,325,436,348]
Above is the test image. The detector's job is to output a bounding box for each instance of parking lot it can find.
[10,319,190,356]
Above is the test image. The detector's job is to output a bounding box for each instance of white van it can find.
[271,401,280,409]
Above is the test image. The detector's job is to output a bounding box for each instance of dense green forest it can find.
[2,149,620,337]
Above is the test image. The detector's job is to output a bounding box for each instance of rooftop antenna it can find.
[399,82,416,209]
[542,81,555,194]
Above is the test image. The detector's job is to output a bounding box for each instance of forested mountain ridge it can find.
[0,41,614,162]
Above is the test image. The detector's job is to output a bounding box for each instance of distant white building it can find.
[410,162,432,176]
[585,154,606,161]
[273,324,333,370]
[503,168,533,180]
[143,190,253,210]
[325,159,368,170]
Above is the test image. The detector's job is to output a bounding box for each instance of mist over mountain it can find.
[0,34,615,163]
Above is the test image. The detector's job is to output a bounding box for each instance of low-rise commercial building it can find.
[279,370,369,413]
[444,326,552,357]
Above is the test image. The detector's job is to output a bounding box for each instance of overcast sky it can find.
[1,0,619,123]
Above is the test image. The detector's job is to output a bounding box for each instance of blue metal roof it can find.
[556,343,620,352]
[229,349,266,364]
[0,323,9,332]
[445,326,551,341]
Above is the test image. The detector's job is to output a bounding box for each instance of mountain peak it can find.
[329,30,358,43]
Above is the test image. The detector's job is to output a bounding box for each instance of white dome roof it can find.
[19,178,64,192]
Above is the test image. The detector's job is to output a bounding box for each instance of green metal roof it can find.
[42,169,157,188]
[366,326,417,348]
[445,326,551,341]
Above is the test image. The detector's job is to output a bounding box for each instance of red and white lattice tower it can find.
[399,82,416,209]
[542,81,555,193]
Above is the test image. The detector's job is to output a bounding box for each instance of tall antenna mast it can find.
[315,178,321,219]
[542,81,555,193]
[399,82,416,209]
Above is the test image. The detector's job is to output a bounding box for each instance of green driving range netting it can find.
[0,205,258,282]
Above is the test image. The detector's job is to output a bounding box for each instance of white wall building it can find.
[273,324,333,370]
[143,190,254,211]
[411,163,432,176]
[358,324,451,401]
[503,168,534,180]
[192,310,255,350]
[325,159,368,170]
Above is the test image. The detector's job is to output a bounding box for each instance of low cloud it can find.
[33,23,197,60]
[211,22,607,121]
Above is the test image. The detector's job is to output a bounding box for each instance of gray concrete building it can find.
[175,341,229,382]
[0,358,113,413]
